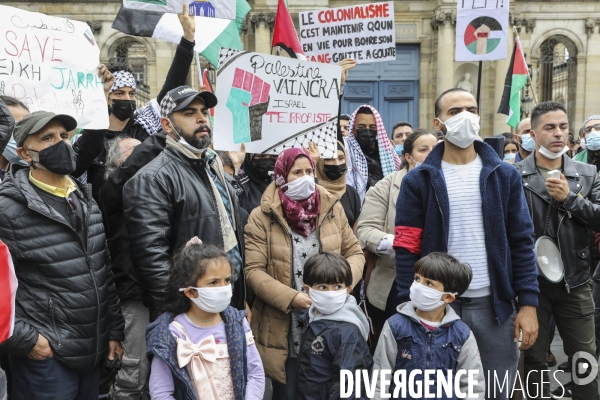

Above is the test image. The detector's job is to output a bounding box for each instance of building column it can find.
[431,9,456,96]
[250,13,275,55]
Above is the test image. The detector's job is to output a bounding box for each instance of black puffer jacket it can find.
[123,146,247,318]
[0,166,124,373]
[517,153,600,290]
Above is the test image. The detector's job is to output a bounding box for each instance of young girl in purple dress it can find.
[146,238,264,400]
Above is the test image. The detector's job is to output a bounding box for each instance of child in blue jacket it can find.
[373,252,485,399]
[297,252,373,400]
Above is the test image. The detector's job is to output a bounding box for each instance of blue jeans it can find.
[9,355,99,400]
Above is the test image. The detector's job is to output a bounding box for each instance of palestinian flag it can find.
[202,68,215,125]
[112,0,251,68]
[0,241,17,344]
[272,0,306,59]
[497,37,529,128]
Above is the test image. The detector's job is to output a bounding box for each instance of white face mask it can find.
[534,136,569,160]
[309,288,348,315]
[180,285,232,313]
[438,111,480,149]
[282,174,316,201]
[586,130,600,151]
[409,281,456,312]
[171,123,205,154]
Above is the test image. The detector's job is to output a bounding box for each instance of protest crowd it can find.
[2,2,600,400]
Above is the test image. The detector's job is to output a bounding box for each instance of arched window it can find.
[538,36,577,123]
[108,37,150,108]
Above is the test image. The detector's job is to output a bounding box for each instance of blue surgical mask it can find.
[521,134,536,153]
[504,153,516,162]
[586,131,600,151]
[395,144,404,157]
[3,137,27,167]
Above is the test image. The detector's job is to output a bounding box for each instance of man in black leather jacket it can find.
[124,86,247,320]
[516,101,600,399]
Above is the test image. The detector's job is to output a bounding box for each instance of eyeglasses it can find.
[583,124,600,135]
[66,197,82,232]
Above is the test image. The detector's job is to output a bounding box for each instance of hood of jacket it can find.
[308,295,369,340]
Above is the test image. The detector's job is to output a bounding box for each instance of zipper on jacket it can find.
[425,331,433,370]
[556,211,571,293]
[480,165,500,299]
[49,297,61,346]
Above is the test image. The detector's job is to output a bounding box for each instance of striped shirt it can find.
[442,155,490,295]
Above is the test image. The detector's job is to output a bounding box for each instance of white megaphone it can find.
[534,236,565,283]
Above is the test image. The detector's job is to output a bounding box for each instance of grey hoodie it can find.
[308,295,370,340]
[372,301,485,400]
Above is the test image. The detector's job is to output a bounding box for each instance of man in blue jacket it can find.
[394,88,539,400]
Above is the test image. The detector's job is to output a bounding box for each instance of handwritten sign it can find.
[213,49,342,158]
[0,6,108,129]
[123,0,236,20]
[298,2,395,64]
[456,0,509,61]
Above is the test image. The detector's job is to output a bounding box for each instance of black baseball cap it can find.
[159,85,218,118]
[14,111,77,147]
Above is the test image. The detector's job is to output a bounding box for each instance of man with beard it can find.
[345,105,401,203]
[123,86,247,319]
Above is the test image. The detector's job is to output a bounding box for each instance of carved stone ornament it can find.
[430,9,456,30]
[86,20,102,35]
[524,19,536,33]
[250,12,275,32]
[586,18,596,34]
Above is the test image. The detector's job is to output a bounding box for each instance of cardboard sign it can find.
[123,0,236,20]
[298,2,396,64]
[0,6,108,128]
[213,48,342,158]
[456,0,510,61]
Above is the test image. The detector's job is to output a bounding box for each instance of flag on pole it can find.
[272,0,306,59]
[497,37,529,128]
[0,241,17,344]
[112,0,251,68]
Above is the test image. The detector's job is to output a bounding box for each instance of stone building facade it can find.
[3,0,600,136]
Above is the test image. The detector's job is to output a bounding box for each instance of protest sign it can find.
[298,2,395,64]
[456,0,510,61]
[123,0,236,20]
[0,6,108,128]
[213,48,342,158]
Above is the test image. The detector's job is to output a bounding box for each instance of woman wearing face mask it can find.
[239,153,277,213]
[574,115,600,171]
[356,130,438,346]
[244,148,364,399]
[503,138,519,163]
[315,141,361,228]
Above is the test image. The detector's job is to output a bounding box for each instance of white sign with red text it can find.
[0,6,108,128]
[298,2,395,64]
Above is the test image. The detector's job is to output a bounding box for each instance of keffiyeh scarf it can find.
[344,104,401,203]
[274,148,321,237]
[109,70,137,93]
[134,99,162,136]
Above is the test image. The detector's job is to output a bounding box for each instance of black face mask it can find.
[109,99,136,121]
[252,158,276,180]
[323,164,347,181]
[355,128,378,147]
[30,140,77,175]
